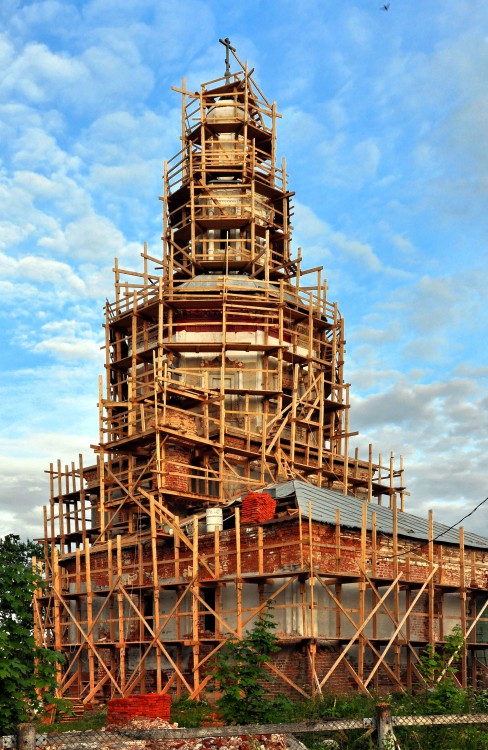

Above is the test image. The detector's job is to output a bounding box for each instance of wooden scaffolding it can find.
[34,50,488,703]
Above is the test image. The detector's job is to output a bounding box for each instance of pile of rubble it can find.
[31,717,301,750]
[103,717,177,733]
[108,717,294,750]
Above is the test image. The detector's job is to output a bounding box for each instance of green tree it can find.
[211,606,292,724]
[0,534,64,734]
[416,625,466,714]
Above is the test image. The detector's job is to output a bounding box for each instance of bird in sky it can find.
[381,2,390,9]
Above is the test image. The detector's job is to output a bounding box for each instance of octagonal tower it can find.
[101,62,405,523]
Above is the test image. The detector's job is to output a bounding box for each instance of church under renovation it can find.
[34,46,488,705]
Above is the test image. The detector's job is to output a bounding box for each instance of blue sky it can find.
[1,0,488,539]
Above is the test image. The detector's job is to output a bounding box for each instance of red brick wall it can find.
[264,644,400,697]
[140,643,401,700]
[66,517,488,593]
[107,694,170,724]
[162,444,192,493]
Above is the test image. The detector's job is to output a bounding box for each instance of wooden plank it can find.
[53,587,121,699]
[138,487,216,580]
[266,660,310,699]
[335,509,341,569]
[116,718,371,740]
[192,517,200,696]
[193,590,239,639]
[428,510,435,645]
[437,597,488,683]
[58,574,121,689]
[358,502,367,683]
[116,535,125,691]
[42,66,418,706]
[308,503,315,644]
[392,497,400,679]
[123,579,196,692]
[258,526,264,576]
[242,576,296,628]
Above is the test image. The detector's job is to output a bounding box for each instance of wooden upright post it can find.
[376,703,394,749]
[236,508,243,638]
[460,526,467,687]
[428,510,435,645]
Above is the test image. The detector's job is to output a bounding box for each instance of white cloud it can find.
[78,109,177,163]
[331,230,383,272]
[324,98,348,130]
[0,34,154,118]
[0,445,94,539]
[350,371,488,536]
[0,32,14,67]
[293,201,330,240]
[32,336,101,362]
[344,9,373,48]
[27,318,103,362]
[390,233,417,258]
[63,214,140,261]
[293,200,391,275]
[12,129,81,172]
[280,106,323,148]
[0,252,86,294]
[1,42,85,104]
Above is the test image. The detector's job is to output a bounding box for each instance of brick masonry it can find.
[107,694,171,724]
[241,491,276,523]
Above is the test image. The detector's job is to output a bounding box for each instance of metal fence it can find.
[4,709,488,750]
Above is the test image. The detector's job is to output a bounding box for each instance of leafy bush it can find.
[284,693,375,722]
[170,697,212,728]
[418,625,464,686]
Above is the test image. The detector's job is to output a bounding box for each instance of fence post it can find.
[17,723,36,750]
[376,703,394,749]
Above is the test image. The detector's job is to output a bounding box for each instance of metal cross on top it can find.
[219,37,236,82]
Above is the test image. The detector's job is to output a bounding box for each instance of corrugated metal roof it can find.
[266,480,488,550]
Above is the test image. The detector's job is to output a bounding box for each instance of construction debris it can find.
[241,492,276,524]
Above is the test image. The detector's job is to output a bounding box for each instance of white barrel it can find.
[206,507,223,533]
